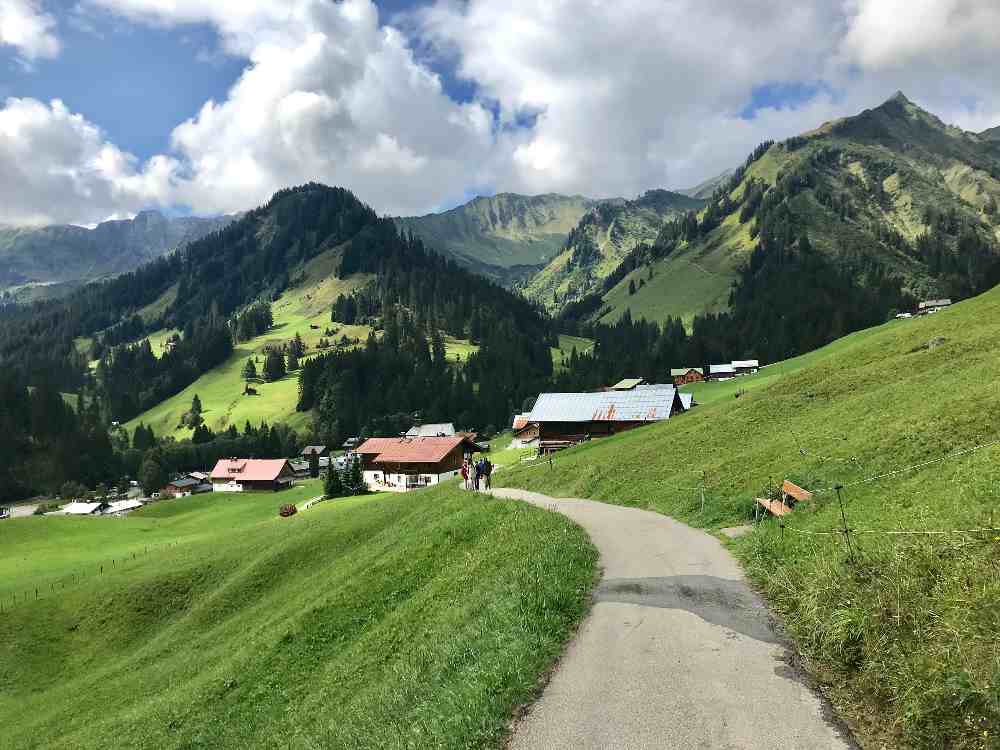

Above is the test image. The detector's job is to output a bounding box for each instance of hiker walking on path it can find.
[461,461,470,490]
[473,459,482,491]
[483,458,493,490]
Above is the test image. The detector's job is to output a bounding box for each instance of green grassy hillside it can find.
[499,287,1000,749]
[396,193,596,283]
[524,189,705,311]
[124,253,371,438]
[592,93,1000,327]
[0,481,597,749]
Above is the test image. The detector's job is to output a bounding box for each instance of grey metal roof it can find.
[731,360,759,369]
[918,299,951,309]
[168,477,200,489]
[405,423,456,437]
[710,364,735,374]
[528,387,681,423]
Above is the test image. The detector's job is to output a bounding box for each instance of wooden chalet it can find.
[210,459,295,492]
[917,299,952,315]
[510,413,539,449]
[670,367,704,386]
[528,384,691,452]
[355,435,482,492]
[732,359,760,376]
[708,363,736,381]
[163,477,211,497]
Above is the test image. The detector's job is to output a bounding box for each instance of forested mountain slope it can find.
[395,193,597,284]
[594,92,1000,326]
[0,211,235,300]
[522,189,705,311]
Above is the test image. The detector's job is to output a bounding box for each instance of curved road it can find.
[491,488,856,750]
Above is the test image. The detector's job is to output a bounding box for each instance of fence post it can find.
[835,485,856,564]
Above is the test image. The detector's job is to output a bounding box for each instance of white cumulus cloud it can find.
[0,0,60,61]
[81,0,496,216]
[0,97,168,225]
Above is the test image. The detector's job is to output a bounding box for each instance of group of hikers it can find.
[461,456,494,491]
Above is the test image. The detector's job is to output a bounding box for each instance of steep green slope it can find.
[500,286,1000,748]
[598,92,1000,326]
[0,211,234,299]
[396,193,596,283]
[523,189,706,311]
[0,482,597,749]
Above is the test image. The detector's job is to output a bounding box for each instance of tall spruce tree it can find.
[324,465,344,498]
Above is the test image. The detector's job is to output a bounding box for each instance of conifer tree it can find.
[324,465,344,498]
[263,349,286,381]
[349,458,366,495]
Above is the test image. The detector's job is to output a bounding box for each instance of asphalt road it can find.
[491,488,856,750]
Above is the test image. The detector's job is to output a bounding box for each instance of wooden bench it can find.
[757,480,814,518]
[781,480,813,504]
[756,497,792,517]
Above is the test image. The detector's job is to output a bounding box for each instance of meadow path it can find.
[490,488,856,750]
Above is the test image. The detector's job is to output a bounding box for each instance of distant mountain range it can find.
[395,193,599,284]
[0,211,236,301]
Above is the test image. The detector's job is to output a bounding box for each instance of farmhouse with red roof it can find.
[210,458,295,492]
[354,435,482,492]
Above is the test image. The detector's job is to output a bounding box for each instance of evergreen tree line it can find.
[0,380,118,502]
[300,309,481,448]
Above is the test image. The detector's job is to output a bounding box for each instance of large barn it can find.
[528,384,692,452]
[355,435,481,492]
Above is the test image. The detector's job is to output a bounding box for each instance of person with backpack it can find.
[473,459,482,491]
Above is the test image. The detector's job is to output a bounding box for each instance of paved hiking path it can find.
[491,488,856,750]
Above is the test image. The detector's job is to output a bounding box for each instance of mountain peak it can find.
[887,90,911,105]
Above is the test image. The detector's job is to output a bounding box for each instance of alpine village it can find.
[1,6,999,748]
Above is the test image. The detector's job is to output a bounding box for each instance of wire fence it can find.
[0,539,188,617]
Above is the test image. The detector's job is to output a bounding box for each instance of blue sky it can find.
[0,1,454,162]
[0,0,997,226]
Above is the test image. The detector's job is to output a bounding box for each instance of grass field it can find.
[0,480,597,749]
[444,335,479,363]
[680,319,894,404]
[498,289,1000,749]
